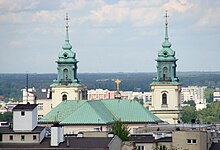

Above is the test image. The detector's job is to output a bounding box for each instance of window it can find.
[9,135,13,140]
[162,93,167,105]
[21,111,25,116]
[192,139,197,144]
[21,135,25,141]
[38,103,43,110]
[33,135,37,140]
[187,139,197,144]
[137,145,145,150]
[63,69,68,80]
[62,94,67,101]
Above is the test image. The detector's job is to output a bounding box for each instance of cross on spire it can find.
[65,13,70,29]
[164,10,169,26]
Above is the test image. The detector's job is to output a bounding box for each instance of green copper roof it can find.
[102,100,161,123]
[39,99,161,125]
[39,100,86,123]
[61,101,115,125]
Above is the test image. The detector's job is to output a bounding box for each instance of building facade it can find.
[181,86,207,109]
[149,12,182,124]
[213,91,220,102]
[50,14,87,108]
[0,104,46,144]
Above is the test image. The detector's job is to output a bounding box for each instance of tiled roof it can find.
[39,99,161,125]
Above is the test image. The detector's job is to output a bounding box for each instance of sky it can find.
[0,0,220,73]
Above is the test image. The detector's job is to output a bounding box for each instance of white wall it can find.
[52,86,86,108]
[13,107,37,131]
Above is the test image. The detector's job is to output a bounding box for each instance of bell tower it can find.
[149,11,182,124]
[51,14,87,108]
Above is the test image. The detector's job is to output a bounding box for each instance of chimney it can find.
[77,132,84,138]
[108,131,114,138]
[51,124,65,146]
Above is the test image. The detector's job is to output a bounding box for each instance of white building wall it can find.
[213,91,220,102]
[181,86,207,104]
[37,99,52,118]
[52,86,86,108]
[51,126,59,146]
[13,111,33,131]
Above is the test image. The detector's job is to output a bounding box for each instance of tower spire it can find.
[62,13,72,50]
[164,10,169,41]
[65,13,70,42]
[162,10,171,48]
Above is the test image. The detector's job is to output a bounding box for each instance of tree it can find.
[0,111,13,122]
[182,106,197,123]
[112,119,130,141]
[204,88,215,103]
[183,100,196,107]
[197,101,220,123]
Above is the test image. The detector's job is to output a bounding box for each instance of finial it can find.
[115,79,122,99]
[164,10,169,27]
[65,13,70,30]
[162,10,171,48]
[62,13,72,50]
[115,79,121,92]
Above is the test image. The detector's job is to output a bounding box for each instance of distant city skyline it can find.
[0,0,220,73]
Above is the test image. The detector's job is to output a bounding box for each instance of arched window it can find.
[162,93,167,105]
[62,94,67,101]
[63,69,68,80]
[163,67,168,80]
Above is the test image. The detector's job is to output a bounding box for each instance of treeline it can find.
[0,72,220,100]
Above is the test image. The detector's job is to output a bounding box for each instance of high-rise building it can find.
[50,14,87,108]
[149,11,182,124]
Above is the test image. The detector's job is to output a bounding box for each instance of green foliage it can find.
[183,100,196,107]
[0,111,13,122]
[112,119,130,141]
[182,101,220,123]
[133,97,144,105]
[182,106,197,123]
[204,88,215,103]
[197,101,220,123]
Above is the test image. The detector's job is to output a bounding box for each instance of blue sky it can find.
[0,0,219,73]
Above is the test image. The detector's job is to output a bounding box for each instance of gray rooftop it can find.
[12,104,38,111]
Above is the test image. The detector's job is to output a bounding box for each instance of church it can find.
[22,14,87,118]
[25,12,182,126]
[149,11,182,124]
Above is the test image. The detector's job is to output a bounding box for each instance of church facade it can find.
[149,12,182,124]
[23,14,87,117]
[50,14,87,108]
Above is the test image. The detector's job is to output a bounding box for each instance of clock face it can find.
[63,53,68,58]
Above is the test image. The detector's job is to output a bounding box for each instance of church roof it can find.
[39,99,161,125]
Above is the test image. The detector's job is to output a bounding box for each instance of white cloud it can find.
[0,12,32,24]
[60,0,104,10]
[163,0,193,13]
[88,0,164,27]
[32,10,61,23]
[197,8,220,27]
[0,0,38,11]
